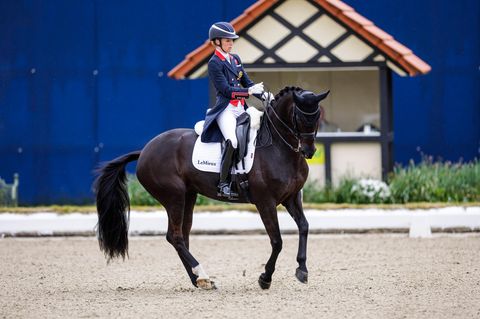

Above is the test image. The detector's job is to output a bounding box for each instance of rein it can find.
[262,92,320,154]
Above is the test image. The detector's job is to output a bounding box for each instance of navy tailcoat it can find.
[200,50,255,143]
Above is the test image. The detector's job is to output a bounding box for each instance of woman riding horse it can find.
[202,22,272,199]
[94,22,330,291]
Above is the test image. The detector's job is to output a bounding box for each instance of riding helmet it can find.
[208,22,239,41]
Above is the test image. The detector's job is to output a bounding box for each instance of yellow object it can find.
[306,143,325,165]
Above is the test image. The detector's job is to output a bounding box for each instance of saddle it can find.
[192,107,264,201]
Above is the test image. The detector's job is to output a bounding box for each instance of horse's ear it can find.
[315,90,330,103]
[293,90,305,105]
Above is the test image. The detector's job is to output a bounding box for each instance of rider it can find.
[200,21,268,199]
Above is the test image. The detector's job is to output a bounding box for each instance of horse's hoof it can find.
[295,268,308,284]
[196,278,216,290]
[258,273,271,290]
[210,281,217,290]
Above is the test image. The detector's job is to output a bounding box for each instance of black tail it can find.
[93,151,141,261]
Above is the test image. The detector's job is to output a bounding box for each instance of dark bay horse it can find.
[94,86,330,289]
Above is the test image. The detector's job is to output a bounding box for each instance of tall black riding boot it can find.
[217,140,238,199]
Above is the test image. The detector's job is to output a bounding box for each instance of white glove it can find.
[248,82,264,95]
[262,91,275,103]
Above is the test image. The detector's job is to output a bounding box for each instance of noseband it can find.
[263,97,320,153]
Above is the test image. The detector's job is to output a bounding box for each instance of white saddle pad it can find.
[192,108,263,174]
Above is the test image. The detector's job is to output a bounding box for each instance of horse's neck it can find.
[261,108,304,165]
[265,97,300,154]
[273,95,293,120]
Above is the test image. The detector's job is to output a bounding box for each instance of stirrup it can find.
[217,183,239,200]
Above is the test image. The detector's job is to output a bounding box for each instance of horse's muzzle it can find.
[301,146,316,159]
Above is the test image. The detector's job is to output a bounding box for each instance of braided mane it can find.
[273,86,304,102]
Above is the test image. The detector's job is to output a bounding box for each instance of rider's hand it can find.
[262,91,274,103]
[248,82,264,95]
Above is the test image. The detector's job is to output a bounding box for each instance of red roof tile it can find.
[315,0,431,76]
[342,11,373,27]
[363,25,393,42]
[325,0,353,12]
[168,0,431,79]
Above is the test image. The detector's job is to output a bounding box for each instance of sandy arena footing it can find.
[1,234,479,318]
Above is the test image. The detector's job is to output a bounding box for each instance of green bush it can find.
[389,159,480,203]
[127,174,159,206]
[304,158,479,204]
[304,178,392,204]
[302,180,334,203]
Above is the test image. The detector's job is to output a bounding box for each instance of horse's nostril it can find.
[301,149,314,159]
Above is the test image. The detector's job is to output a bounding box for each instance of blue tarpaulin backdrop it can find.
[0,0,479,204]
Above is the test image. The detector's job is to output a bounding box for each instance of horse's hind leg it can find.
[256,201,283,289]
[283,192,309,283]
[163,191,214,289]
[166,191,200,287]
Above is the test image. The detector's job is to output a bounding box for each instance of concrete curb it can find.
[1,206,479,237]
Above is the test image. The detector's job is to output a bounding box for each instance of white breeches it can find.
[216,103,245,149]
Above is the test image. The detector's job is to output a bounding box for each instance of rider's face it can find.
[220,38,233,53]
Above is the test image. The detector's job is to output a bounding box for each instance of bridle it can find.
[263,93,320,154]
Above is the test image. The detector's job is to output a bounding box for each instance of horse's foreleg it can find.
[256,203,283,289]
[283,191,309,283]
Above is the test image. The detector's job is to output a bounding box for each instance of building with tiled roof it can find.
[169,0,431,185]
[170,0,430,80]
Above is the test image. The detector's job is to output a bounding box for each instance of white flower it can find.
[351,179,391,201]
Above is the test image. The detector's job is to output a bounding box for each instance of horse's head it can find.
[271,87,330,159]
[292,89,329,158]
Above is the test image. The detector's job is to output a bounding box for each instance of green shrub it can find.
[333,178,361,203]
[302,180,334,203]
[389,158,480,203]
[127,174,159,206]
[304,178,392,204]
